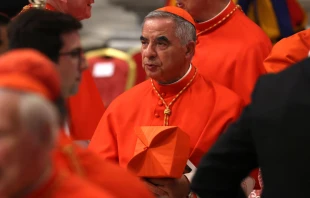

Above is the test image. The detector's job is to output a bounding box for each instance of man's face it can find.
[141,18,188,84]
[66,0,95,20]
[58,30,87,97]
[0,25,8,55]
[176,0,205,21]
[0,93,39,197]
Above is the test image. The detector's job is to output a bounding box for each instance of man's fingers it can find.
[148,178,175,186]
[144,181,168,196]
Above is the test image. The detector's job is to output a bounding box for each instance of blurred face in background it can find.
[58,31,87,97]
[0,93,46,198]
[47,0,95,20]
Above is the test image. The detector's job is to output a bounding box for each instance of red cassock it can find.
[89,66,244,169]
[192,1,272,104]
[264,29,310,73]
[53,131,154,198]
[25,165,116,198]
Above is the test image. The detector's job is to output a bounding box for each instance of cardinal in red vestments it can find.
[176,0,272,192]
[264,29,310,73]
[89,7,244,198]
[0,49,155,198]
[176,0,272,105]
[18,0,104,141]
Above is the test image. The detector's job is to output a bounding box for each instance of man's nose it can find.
[80,53,88,71]
[143,44,157,58]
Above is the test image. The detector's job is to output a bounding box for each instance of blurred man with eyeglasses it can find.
[17,0,104,143]
[9,9,86,97]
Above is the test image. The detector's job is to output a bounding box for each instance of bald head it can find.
[46,0,94,20]
[19,93,59,147]
[0,89,59,148]
[0,89,59,197]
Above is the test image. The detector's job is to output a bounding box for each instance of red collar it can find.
[195,1,239,34]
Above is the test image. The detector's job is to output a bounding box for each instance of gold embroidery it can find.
[61,145,85,177]
[151,68,197,126]
[196,5,242,37]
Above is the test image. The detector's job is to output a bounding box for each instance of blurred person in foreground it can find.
[191,57,310,198]
[0,49,154,197]
[0,50,114,198]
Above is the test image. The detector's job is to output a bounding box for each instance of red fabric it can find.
[67,70,105,140]
[88,57,129,107]
[127,126,190,178]
[131,52,147,85]
[89,66,244,169]
[25,167,115,198]
[193,1,272,104]
[53,130,154,198]
[157,6,195,27]
[0,49,61,100]
[286,0,305,28]
[264,29,310,73]
[0,74,51,99]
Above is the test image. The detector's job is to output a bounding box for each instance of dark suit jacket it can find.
[191,58,310,198]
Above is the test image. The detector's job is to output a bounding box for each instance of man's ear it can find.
[185,41,195,59]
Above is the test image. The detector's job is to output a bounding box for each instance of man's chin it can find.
[75,12,91,21]
[68,84,80,96]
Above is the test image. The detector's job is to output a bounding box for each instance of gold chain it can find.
[196,5,242,37]
[151,68,197,126]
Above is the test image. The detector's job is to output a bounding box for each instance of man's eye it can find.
[158,42,166,46]
[71,51,80,57]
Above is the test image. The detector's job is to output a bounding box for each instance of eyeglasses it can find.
[59,48,85,70]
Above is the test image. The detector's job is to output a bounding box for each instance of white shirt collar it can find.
[169,64,192,85]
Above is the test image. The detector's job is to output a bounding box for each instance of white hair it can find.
[143,11,196,45]
[19,93,60,148]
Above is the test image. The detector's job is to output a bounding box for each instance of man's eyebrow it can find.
[140,36,147,41]
[156,36,170,43]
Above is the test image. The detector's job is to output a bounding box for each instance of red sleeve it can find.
[264,33,309,74]
[88,108,119,163]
